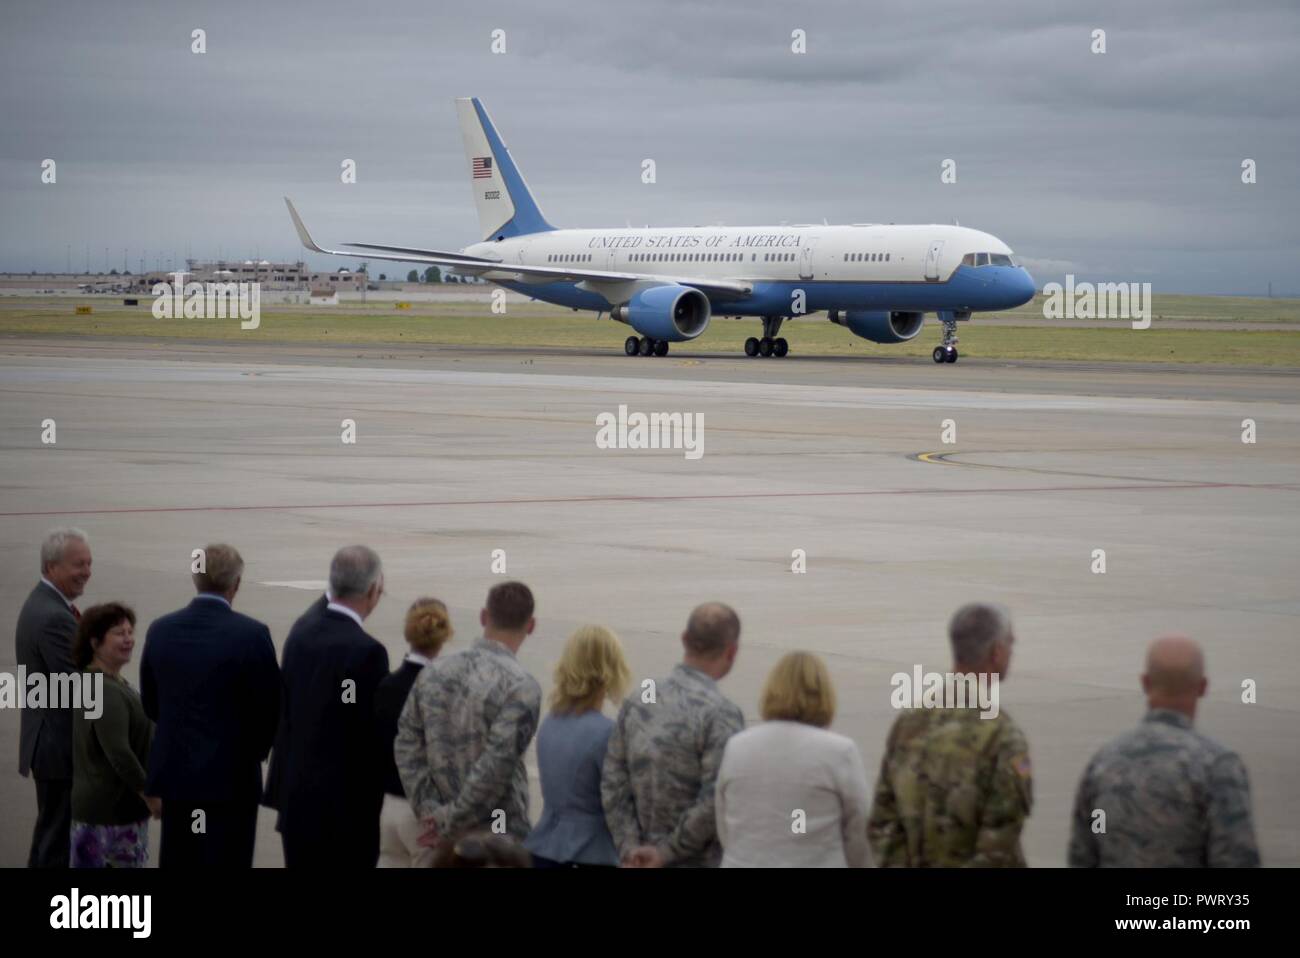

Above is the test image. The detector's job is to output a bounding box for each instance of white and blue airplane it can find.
[286,97,1035,364]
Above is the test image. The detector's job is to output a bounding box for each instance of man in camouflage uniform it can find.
[395,581,542,845]
[868,602,1032,867]
[601,602,745,868]
[1068,635,1260,867]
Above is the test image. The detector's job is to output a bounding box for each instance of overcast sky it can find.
[2,0,1297,294]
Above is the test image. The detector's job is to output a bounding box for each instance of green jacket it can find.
[868,707,1033,867]
[72,669,155,825]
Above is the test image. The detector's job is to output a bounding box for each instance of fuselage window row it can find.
[841,253,891,262]
[622,252,751,264]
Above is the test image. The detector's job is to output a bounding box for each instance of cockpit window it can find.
[964,252,1020,268]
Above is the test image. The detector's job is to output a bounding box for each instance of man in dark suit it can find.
[277,546,390,867]
[141,543,280,867]
[15,528,92,868]
[262,590,328,815]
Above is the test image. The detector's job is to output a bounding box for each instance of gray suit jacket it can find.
[15,581,78,780]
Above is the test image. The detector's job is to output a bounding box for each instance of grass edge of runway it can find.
[3,308,1300,366]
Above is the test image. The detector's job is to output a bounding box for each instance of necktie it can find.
[71,605,81,621]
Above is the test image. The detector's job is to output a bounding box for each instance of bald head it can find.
[682,602,741,680]
[1142,635,1206,717]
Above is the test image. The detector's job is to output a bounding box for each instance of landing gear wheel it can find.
[936,317,960,365]
[744,337,760,357]
[773,337,789,358]
[758,337,774,357]
[654,340,669,357]
[625,336,640,356]
[638,337,653,357]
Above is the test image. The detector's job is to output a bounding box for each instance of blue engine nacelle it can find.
[828,309,926,344]
[611,285,711,342]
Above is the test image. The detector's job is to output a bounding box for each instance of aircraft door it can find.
[924,240,944,281]
[799,239,817,280]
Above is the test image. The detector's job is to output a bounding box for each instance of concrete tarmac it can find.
[1,339,1297,867]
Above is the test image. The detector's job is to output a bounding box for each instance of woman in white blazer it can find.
[715,651,871,867]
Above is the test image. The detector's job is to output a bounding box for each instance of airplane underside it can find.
[497,273,1005,363]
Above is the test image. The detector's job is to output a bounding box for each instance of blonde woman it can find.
[375,598,453,867]
[715,652,871,867]
[524,625,631,868]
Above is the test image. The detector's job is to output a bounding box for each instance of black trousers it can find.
[160,800,259,868]
[29,777,72,868]
[280,823,379,868]
[531,854,616,869]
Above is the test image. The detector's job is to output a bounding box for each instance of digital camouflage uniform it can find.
[868,707,1032,867]
[394,637,541,841]
[1068,708,1260,867]
[601,663,745,867]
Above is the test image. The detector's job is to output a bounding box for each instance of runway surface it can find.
[1,338,1297,867]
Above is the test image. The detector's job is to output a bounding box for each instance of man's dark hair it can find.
[485,581,534,631]
[72,602,136,669]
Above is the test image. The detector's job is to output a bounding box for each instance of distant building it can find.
[186,260,368,292]
[0,260,368,294]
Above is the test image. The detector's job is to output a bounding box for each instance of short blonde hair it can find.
[549,625,632,715]
[759,652,836,728]
[405,598,453,656]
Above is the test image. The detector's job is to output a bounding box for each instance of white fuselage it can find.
[466,223,1014,285]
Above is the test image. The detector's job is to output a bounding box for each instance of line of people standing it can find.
[16,527,1262,868]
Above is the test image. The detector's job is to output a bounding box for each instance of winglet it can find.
[284,197,326,253]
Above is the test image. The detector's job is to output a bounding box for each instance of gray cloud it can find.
[1,0,1296,293]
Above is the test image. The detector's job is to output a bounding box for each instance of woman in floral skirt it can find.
[70,602,159,867]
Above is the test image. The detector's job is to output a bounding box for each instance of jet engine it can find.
[828,309,926,344]
[611,285,711,342]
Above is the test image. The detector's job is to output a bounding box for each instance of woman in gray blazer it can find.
[524,625,631,868]
[715,651,871,867]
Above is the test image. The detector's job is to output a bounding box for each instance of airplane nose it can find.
[1011,267,1035,307]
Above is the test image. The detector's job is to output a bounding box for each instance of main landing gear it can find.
[932,317,959,364]
[624,336,669,357]
[744,316,789,358]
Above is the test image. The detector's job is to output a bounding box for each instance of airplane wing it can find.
[284,198,753,300]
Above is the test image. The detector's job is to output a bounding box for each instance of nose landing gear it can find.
[932,317,959,363]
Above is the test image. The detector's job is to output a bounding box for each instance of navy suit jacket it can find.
[374,659,425,797]
[262,593,327,811]
[275,605,390,860]
[141,596,280,804]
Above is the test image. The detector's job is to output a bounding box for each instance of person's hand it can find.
[416,816,441,847]
[143,795,162,820]
[624,845,665,868]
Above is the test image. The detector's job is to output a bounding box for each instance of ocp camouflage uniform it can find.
[868,707,1032,867]
[601,663,745,867]
[1068,708,1260,867]
[394,637,541,841]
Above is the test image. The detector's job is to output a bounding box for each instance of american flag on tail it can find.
[472,156,493,179]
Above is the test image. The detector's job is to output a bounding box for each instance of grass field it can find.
[3,295,1300,366]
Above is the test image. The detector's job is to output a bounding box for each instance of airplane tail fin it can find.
[455,97,555,241]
